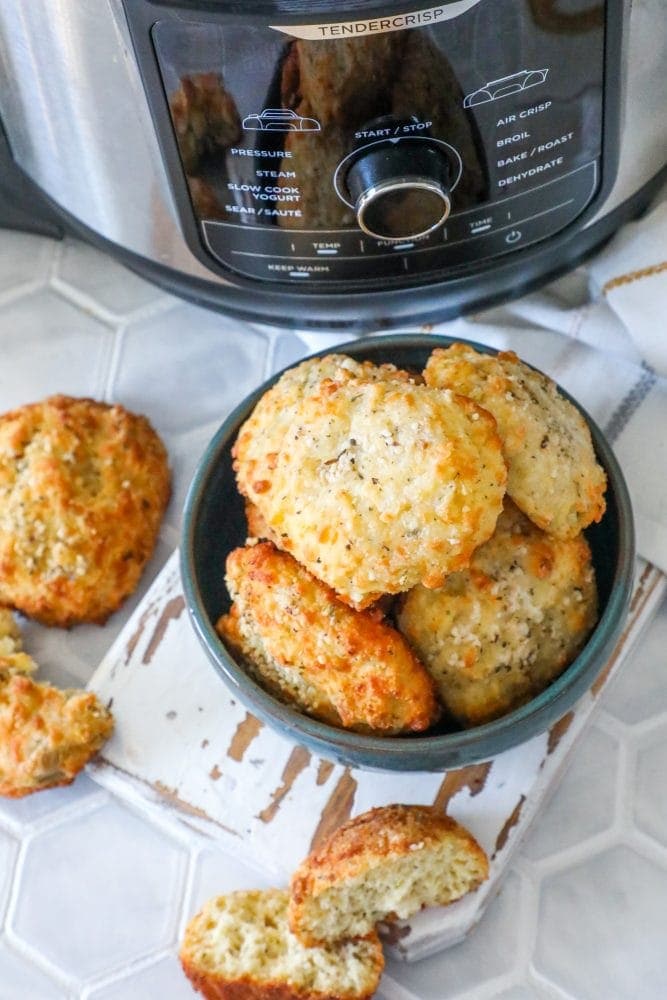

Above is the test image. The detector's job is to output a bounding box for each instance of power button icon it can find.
[505,229,523,245]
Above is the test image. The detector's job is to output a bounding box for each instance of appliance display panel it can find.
[152,1,606,284]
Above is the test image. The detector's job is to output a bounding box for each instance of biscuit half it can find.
[0,675,113,797]
[289,804,489,946]
[180,888,384,1000]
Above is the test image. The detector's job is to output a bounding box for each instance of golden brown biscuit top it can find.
[424,343,606,539]
[260,376,506,607]
[396,499,598,726]
[0,394,170,626]
[0,674,114,797]
[290,805,488,901]
[233,353,417,508]
[221,542,439,734]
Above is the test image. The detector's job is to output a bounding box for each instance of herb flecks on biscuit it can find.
[424,344,606,539]
[240,371,506,609]
[0,394,170,627]
[233,353,417,515]
[289,804,489,946]
[397,499,598,726]
[218,542,439,735]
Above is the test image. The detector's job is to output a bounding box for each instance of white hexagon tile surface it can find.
[0,229,667,999]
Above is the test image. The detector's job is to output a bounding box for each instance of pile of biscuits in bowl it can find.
[182,334,634,771]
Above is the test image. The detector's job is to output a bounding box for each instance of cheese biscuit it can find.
[0,395,170,626]
[233,353,416,512]
[289,804,489,946]
[181,888,383,1000]
[397,500,598,726]
[424,343,606,538]
[261,377,506,608]
[0,675,113,797]
[217,542,439,735]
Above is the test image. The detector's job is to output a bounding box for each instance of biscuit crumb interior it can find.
[181,888,381,998]
[293,840,487,943]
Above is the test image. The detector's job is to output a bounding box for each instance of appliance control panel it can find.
[149,0,607,286]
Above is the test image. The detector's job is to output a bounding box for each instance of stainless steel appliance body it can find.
[0,0,664,329]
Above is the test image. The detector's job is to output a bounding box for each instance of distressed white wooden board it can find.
[87,551,666,962]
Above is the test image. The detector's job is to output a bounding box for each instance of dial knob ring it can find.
[345,141,453,242]
[355,176,452,241]
[333,135,463,210]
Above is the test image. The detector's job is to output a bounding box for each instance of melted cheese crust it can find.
[397,500,598,726]
[0,395,170,626]
[218,542,439,735]
[424,344,606,539]
[260,377,506,608]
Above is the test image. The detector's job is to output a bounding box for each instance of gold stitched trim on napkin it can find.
[603,260,667,294]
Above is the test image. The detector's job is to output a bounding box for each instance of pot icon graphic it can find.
[242,108,321,132]
[463,69,549,108]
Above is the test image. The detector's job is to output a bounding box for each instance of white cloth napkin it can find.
[295,179,667,575]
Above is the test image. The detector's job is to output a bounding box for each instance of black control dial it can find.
[346,142,452,241]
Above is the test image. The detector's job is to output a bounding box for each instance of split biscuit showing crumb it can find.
[217,542,439,734]
[256,375,506,609]
[233,353,417,512]
[0,675,113,797]
[180,887,384,1000]
[423,343,606,539]
[289,805,489,946]
[0,394,170,626]
[397,500,598,727]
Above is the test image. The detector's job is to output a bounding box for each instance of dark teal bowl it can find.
[181,334,635,771]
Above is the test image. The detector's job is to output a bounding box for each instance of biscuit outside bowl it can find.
[181,334,634,772]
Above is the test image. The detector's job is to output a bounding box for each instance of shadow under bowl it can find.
[181,333,635,772]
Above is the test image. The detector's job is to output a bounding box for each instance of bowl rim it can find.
[181,333,635,771]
